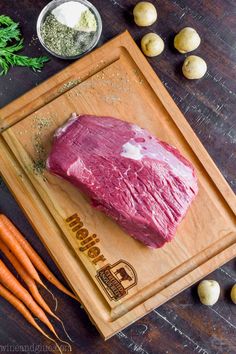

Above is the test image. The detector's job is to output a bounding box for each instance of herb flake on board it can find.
[58,79,82,94]
[31,115,53,179]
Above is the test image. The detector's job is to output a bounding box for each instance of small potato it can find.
[230,284,236,304]
[182,55,207,79]
[197,280,220,306]
[141,33,164,57]
[174,27,201,54]
[133,2,157,27]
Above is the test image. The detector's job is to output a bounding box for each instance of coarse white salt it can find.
[52,1,88,28]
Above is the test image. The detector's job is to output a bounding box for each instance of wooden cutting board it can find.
[0,31,235,339]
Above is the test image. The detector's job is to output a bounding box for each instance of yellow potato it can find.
[133,2,157,27]
[197,280,220,306]
[230,284,236,304]
[174,27,201,54]
[182,55,207,79]
[141,33,164,57]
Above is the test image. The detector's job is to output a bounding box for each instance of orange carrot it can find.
[0,215,56,299]
[0,240,55,317]
[0,214,76,300]
[0,240,73,342]
[0,284,62,354]
[0,216,44,287]
[0,259,59,338]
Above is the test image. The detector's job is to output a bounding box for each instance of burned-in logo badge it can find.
[96,260,137,301]
[66,214,137,301]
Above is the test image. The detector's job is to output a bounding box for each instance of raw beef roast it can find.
[47,114,198,248]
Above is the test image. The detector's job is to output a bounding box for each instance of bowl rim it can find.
[36,0,103,60]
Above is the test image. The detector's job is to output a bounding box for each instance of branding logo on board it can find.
[96,260,137,301]
[66,214,137,301]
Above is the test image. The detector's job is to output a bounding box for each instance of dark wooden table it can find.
[0,1,235,353]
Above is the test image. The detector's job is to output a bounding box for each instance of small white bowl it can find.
[37,0,102,59]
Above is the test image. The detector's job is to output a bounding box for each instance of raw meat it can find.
[47,114,198,248]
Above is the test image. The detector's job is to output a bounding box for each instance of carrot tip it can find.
[59,319,74,343]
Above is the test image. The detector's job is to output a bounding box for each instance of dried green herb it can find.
[0,15,49,76]
[41,14,95,57]
[32,159,46,176]
[58,79,81,93]
[32,116,53,177]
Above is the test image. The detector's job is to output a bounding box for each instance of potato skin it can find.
[133,2,157,27]
[141,33,164,57]
[182,55,207,79]
[231,284,236,304]
[174,27,201,54]
[197,280,220,306]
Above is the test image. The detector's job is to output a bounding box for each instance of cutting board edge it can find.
[0,31,235,338]
[104,240,236,339]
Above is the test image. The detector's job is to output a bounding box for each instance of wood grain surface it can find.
[1,30,236,339]
[0,0,235,353]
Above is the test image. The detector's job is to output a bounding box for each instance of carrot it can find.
[0,284,62,354]
[0,215,59,301]
[0,259,59,338]
[0,261,72,349]
[0,239,55,317]
[0,216,44,287]
[0,214,76,300]
[0,240,73,342]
